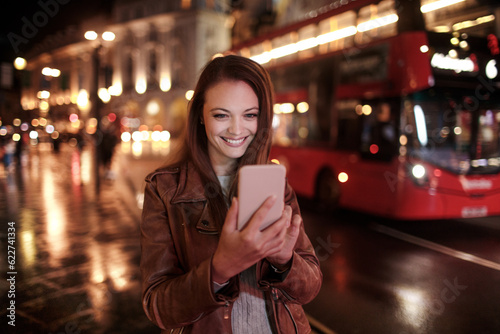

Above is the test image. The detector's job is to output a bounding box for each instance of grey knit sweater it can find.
[217,176,273,333]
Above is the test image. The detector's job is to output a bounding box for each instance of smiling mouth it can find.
[222,137,247,145]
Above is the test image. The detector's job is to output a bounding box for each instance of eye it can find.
[244,112,259,119]
[213,113,228,119]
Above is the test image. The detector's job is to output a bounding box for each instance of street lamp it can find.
[84,30,115,195]
[13,57,27,70]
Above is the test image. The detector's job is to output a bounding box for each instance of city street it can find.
[301,204,500,334]
[0,142,159,334]
[1,142,500,334]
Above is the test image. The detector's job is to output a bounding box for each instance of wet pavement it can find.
[300,203,500,334]
[0,142,161,334]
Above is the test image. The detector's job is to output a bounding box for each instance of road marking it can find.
[372,223,500,272]
[307,314,337,334]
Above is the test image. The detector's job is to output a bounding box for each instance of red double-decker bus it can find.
[228,0,500,219]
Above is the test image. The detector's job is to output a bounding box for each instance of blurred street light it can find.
[420,0,465,14]
[42,67,61,77]
[84,31,98,41]
[85,30,115,42]
[13,57,27,70]
[102,31,116,42]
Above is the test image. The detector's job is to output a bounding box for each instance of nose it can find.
[228,117,243,135]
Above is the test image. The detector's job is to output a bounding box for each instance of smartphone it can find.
[237,164,286,231]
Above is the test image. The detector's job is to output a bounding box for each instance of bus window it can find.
[404,88,500,175]
[359,100,399,161]
[318,10,357,54]
[337,99,362,151]
[271,57,336,146]
[272,32,297,64]
[478,109,500,160]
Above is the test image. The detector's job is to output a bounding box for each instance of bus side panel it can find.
[390,32,433,94]
[270,146,333,198]
[271,146,405,217]
[393,169,500,220]
[339,158,401,217]
[436,170,500,219]
[394,186,500,220]
[393,180,447,220]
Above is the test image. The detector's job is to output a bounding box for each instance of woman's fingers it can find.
[265,212,302,265]
[216,200,298,277]
[261,205,292,236]
[241,195,276,233]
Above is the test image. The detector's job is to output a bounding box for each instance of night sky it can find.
[0,0,113,62]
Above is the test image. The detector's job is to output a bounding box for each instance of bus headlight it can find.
[412,164,426,179]
[410,164,429,187]
[338,172,348,183]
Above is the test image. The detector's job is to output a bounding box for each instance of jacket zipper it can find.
[224,301,230,320]
[271,287,298,334]
[282,301,298,334]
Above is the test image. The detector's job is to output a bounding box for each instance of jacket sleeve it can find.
[140,175,237,330]
[259,181,322,305]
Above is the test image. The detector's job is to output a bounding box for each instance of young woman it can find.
[140,55,322,333]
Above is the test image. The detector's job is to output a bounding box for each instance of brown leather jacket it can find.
[140,162,322,334]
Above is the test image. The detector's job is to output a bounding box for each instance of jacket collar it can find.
[171,162,208,204]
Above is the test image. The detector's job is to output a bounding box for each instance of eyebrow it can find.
[209,107,259,113]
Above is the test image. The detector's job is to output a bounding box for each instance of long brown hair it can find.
[170,55,275,225]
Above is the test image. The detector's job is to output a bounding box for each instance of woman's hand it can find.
[211,196,296,283]
[266,213,301,269]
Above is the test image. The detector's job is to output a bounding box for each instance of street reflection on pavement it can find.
[0,143,158,333]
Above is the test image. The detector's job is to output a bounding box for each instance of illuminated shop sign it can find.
[430,52,478,73]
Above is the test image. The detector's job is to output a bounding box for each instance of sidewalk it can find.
[0,144,160,334]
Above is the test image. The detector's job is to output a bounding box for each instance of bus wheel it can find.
[315,169,340,211]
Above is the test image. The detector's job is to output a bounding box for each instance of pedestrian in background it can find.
[2,136,16,173]
[0,138,4,174]
[99,121,119,180]
[140,55,322,333]
[15,134,24,164]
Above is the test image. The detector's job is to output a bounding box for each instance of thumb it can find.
[289,214,302,237]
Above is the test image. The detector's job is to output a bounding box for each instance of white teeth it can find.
[224,137,244,144]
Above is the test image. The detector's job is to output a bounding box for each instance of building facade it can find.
[20,0,231,138]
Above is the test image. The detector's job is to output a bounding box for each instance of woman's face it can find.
[202,80,259,175]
